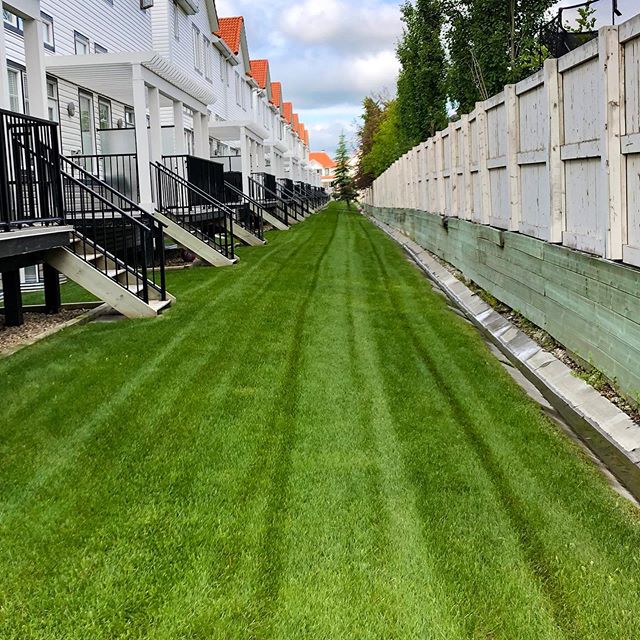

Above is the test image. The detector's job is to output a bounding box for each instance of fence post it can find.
[505,84,521,231]
[544,58,565,243]
[461,114,472,220]
[476,101,491,224]
[448,122,458,217]
[599,25,625,260]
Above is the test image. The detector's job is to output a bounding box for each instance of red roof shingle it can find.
[215,17,243,55]
[250,60,269,90]
[283,102,293,124]
[309,152,336,169]
[271,82,282,108]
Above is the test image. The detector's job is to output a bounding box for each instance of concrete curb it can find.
[367,213,640,500]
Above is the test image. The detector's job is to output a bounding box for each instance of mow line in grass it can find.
[0,226,316,523]
[358,216,576,636]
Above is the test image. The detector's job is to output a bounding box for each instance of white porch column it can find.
[200,113,210,158]
[193,112,209,158]
[23,17,47,118]
[257,143,265,172]
[148,86,162,165]
[173,100,186,155]
[0,1,9,110]
[132,70,153,208]
[239,126,251,193]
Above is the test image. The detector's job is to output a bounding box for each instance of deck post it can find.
[173,101,187,155]
[132,68,153,208]
[2,269,23,327]
[43,263,61,314]
[23,17,47,119]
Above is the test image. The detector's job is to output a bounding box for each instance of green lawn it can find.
[2,202,640,639]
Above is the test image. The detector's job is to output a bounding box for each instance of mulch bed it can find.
[0,309,87,354]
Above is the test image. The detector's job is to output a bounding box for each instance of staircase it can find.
[153,162,238,266]
[56,157,171,318]
[247,175,290,229]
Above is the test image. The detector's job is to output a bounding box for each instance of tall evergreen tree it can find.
[334,133,357,207]
[396,0,448,148]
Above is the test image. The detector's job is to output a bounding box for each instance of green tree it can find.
[354,96,385,190]
[396,0,448,147]
[333,133,357,207]
[445,0,554,113]
[361,100,405,180]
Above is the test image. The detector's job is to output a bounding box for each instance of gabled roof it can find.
[310,152,337,169]
[283,102,293,124]
[250,60,269,89]
[215,17,243,55]
[271,82,282,108]
[304,129,310,147]
[293,113,300,134]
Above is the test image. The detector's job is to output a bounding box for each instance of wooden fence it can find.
[365,16,640,267]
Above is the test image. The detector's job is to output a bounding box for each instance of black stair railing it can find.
[0,108,64,231]
[222,181,265,240]
[162,155,263,240]
[153,162,235,260]
[248,175,289,226]
[277,179,306,218]
[61,156,166,303]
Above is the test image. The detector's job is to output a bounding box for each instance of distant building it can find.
[309,151,336,193]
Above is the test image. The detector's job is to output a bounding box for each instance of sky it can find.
[216,0,640,157]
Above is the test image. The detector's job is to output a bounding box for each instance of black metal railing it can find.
[69,153,139,204]
[61,156,166,303]
[277,178,307,218]
[153,162,234,260]
[248,175,289,226]
[162,154,226,202]
[223,180,265,240]
[0,108,64,231]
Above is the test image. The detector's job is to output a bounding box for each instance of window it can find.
[235,74,241,106]
[74,31,90,55]
[192,26,201,72]
[173,2,180,41]
[7,68,23,113]
[124,107,135,128]
[41,13,55,51]
[98,98,112,129]
[94,43,108,54]
[3,10,23,34]
[204,37,212,80]
[79,92,95,155]
[47,78,59,122]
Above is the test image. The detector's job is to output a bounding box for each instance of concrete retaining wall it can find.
[365,204,640,400]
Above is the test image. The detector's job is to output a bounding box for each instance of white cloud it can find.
[281,0,403,54]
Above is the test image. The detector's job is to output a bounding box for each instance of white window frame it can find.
[203,37,212,81]
[74,31,90,55]
[192,26,202,73]
[173,2,180,41]
[41,12,55,51]
[7,67,24,114]
[47,78,59,122]
[98,98,112,130]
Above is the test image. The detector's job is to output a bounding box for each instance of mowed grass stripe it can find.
[1,204,640,639]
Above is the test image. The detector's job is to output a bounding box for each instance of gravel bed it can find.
[0,309,87,353]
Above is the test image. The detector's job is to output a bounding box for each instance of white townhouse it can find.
[1,0,318,201]
[207,16,268,192]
